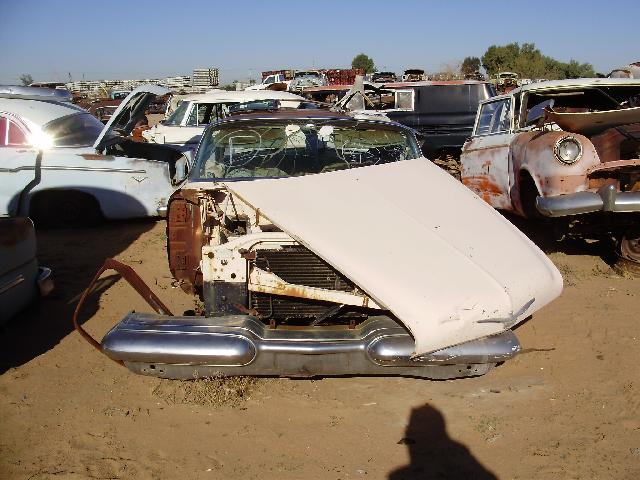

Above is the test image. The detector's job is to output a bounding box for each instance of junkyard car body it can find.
[288,71,329,93]
[93,110,563,380]
[245,74,291,91]
[460,78,640,259]
[0,85,186,223]
[608,62,640,79]
[0,216,53,324]
[371,72,398,84]
[340,80,496,156]
[402,69,427,82]
[142,90,306,150]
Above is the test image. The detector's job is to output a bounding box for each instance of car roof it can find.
[510,77,640,95]
[176,89,306,103]
[383,80,491,88]
[0,97,86,126]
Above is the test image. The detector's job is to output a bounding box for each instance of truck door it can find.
[0,113,39,216]
[460,97,515,210]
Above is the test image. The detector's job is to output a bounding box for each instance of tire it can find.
[30,191,102,227]
[620,227,640,264]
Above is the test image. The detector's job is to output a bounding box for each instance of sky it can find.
[1,0,637,85]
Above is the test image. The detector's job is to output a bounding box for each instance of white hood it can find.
[93,84,169,151]
[226,159,563,355]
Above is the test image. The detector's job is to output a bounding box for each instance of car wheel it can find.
[31,191,102,227]
[620,227,640,264]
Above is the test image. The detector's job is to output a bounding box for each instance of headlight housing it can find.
[554,136,582,165]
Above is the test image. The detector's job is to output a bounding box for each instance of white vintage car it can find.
[0,85,188,224]
[142,90,307,150]
[77,110,564,380]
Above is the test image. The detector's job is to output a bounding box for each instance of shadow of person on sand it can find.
[0,218,157,373]
[389,404,497,480]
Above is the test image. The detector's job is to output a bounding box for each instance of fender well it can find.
[29,189,103,226]
[515,169,542,219]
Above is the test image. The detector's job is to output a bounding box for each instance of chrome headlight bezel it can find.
[554,136,583,165]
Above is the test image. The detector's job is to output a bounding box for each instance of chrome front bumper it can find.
[102,313,520,380]
[536,184,640,217]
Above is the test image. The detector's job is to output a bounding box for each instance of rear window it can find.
[43,112,104,147]
[417,84,494,114]
[0,116,29,147]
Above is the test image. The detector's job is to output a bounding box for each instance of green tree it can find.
[19,74,34,86]
[461,56,481,76]
[351,53,376,74]
[481,42,595,80]
[562,60,596,79]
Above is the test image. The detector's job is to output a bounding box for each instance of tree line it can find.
[351,42,597,80]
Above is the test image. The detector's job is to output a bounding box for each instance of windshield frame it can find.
[190,117,421,182]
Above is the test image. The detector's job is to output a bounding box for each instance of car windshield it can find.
[43,112,105,147]
[164,101,190,126]
[194,118,420,179]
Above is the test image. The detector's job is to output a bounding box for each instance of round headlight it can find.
[554,136,582,164]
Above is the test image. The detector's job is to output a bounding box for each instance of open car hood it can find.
[545,106,640,136]
[93,84,170,151]
[226,159,563,355]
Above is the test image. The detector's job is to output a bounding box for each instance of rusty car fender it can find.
[508,130,601,216]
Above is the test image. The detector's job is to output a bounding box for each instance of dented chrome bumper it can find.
[101,313,520,380]
[536,184,640,217]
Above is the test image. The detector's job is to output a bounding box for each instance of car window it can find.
[490,99,512,133]
[394,90,414,110]
[186,103,214,126]
[0,115,30,147]
[475,99,512,136]
[42,112,105,147]
[164,101,189,126]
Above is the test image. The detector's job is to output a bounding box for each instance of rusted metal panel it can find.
[166,188,207,294]
[590,123,640,163]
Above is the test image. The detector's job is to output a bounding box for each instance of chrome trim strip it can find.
[0,166,147,174]
[0,274,25,295]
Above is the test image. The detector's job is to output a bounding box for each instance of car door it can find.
[460,97,515,210]
[164,102,209,146]
[0,113,39,216]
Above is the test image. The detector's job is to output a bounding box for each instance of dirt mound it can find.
[152,375,263,408]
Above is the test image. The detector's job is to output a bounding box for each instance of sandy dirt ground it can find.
[1,218,639,479]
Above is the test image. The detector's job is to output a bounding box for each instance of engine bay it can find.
[167,184,382,328]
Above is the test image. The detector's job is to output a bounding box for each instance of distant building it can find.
[64,67,220,96]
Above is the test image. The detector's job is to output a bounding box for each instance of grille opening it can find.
[249,246,374,326]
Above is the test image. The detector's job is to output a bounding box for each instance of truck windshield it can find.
[194,119,420,179]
